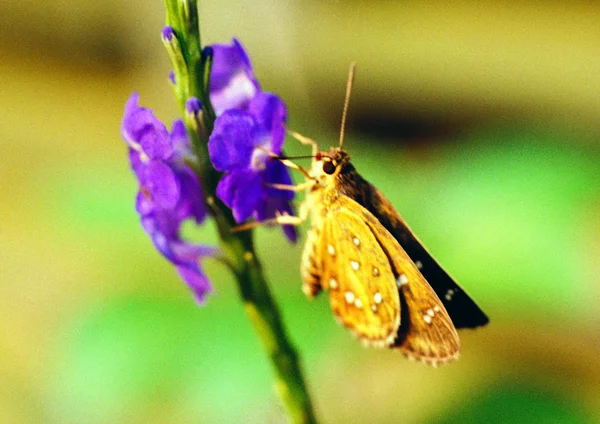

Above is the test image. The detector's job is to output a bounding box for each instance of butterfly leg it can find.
[256,145,313,180]
[264,181,314,192]
[287,129,319,157]
[232,206,308,232]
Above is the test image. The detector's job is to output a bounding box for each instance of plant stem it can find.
[163,1,317,422]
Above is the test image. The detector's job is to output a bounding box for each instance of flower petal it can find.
[209,38,260,115]
[122,93,173,160]
[208,111,257,171]
[135,189,154,217]
[138,122,172,160]
[216,172,236,209]
[176,264,213,303]
[248,93,287,153]
[263,159,294,200]
[143,160,180,210]
[170,119,190,154]
[175,168,207,224]
[170,241,218,264]
[216,169,262,222]
[170,242,217,302]
[231,171,262,222]
[121,92,141,142]
[128,148,144,179]
[277,201,298,243]
[140,214,173,258]
[254,193,297,243]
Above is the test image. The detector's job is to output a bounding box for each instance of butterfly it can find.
[255,64,488,365]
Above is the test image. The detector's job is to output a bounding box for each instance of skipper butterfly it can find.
[246,64,488,365]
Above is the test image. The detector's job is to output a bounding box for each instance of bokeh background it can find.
[2,1,599,423]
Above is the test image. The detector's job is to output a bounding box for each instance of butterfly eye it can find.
[323,160,336,175]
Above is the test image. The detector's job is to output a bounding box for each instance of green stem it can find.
[163,1,317,422]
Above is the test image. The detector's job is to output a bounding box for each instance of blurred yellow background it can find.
[1,1,599,423]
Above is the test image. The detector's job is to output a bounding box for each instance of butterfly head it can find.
[310,147,352,183]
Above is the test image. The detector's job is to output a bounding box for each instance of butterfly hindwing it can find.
[336,195,460,363]
[320,205,401,347]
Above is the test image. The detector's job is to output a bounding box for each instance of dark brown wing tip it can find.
[457,314,490,330]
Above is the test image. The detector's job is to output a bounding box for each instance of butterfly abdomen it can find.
[300,226,324,298]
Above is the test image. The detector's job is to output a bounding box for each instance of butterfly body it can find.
[298,147,488,365]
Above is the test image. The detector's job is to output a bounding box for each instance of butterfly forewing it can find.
[361,182,489,329]
[320,206,400,346]
[336,195,460,363]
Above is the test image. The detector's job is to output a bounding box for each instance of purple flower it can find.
[207,39,296,241]
[122,93,216,302]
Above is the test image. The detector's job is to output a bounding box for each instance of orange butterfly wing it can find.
[320,205,401,347]
[335,195,460,364]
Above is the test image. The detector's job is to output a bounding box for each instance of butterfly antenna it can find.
[339,62,356,148]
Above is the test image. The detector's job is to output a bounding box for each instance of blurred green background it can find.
[1,1,599,423]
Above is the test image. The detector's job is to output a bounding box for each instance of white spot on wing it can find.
[415,260,423,270]
[371,304,377,312]
[350,260,360,271]
[329,278,338,289]
[353,237,360,246]
[373,292,382,304]
[372,267,380,276]
[327,244,335,256]
[397,274,409,287]
[344,291,355,304]
[423,314,432,324]
[354,298,363,309]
